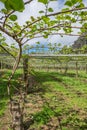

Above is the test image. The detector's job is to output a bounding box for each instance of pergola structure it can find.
[28,53,87,72]
[29,53,87,58]
[0,53,15,69]
[28,53,87,62]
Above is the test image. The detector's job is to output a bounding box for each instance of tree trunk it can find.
[23,57,28,81]
[10,99,24,130]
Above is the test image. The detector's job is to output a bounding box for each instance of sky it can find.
[15,0,78,47]
[0,0,87,47]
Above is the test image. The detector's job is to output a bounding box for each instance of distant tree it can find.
[60,45,73,54]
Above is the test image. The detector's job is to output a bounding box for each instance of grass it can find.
[0,70,9,117]
[0,69,87,130]
[30,70,87,130]
[0,69,23,117]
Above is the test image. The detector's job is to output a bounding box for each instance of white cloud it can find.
[16,0,59,25]
[48,35,78,46]
[16,0,45,25]
[16,0,80,46]
[0,0,86,47]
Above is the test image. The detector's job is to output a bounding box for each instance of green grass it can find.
[0,70,9,117]
[0,69,87,130]
[31,70,87,130]
[0,69,23,117]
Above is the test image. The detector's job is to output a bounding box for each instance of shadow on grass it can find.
[26,71,84,95]
[33,71,87,86]
[34,71,63,83]
[24,71,87,130]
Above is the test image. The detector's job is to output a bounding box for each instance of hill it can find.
[72,35,87,49]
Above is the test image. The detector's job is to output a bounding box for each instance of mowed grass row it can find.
[31,70,87,130]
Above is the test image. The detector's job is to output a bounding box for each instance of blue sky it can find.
[0,0,86,47]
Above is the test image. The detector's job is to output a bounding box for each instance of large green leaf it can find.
[38,0,48,4]
[65,0,83,7]
[76,3,84,8]
[4,0,25,11]
[71,0,82,4]
[65,1,72,7]
[71,0,78,4]
[5,0,11,10]
[0,0,7,3]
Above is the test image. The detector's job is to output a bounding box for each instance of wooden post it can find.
[76,61,78,78]
[60,63,62,73]
[64,62,68,75]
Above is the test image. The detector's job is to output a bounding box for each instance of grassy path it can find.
[0,70,87,130]
[16,71,87,130]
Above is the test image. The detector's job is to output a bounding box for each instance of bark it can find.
[10,99,24,130]
[76,61,78,78]
[23,56,28,82]
[7,45,25,130]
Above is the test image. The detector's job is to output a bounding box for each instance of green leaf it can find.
[44,35,48,38]
[62,8,69,12]
[0,0,7,3]
[38,0,48,4]
[65,15,71,20]
[39,10,44,13]
[65,1,72,7]
[76,3,84,8]
[5,0,11,10]
[48,8,53,12]
[73,12,78,16]
[36,42,40,44]
[4,0,25,11]
[1,9,8,14]
[71,0,82,4]
[9,15,17,21]
[30,16,35,21]
[65,0,83,7]
[43,32,49,38]
[71,18,76,23]
[42,16,50,23]
[71,0,78,4]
